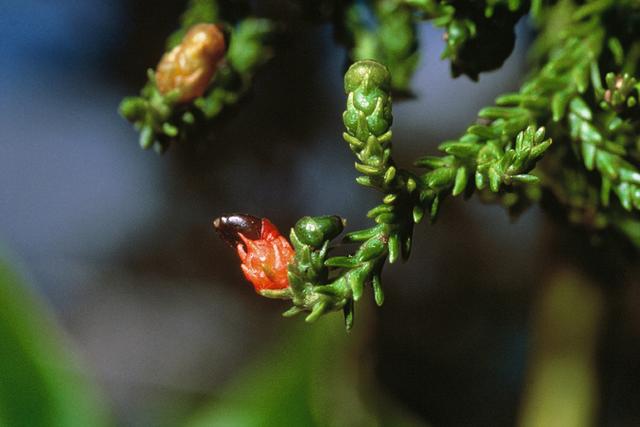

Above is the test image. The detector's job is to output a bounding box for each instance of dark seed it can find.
[213,214,262,248]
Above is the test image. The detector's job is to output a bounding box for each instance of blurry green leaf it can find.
[0,257,111,427]
[184,316,425,427]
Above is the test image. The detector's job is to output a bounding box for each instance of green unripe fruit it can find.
[294,216,345,248]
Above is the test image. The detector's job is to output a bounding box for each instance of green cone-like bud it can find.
[293,216,345,248]
[343,60,393,141]
[344,59,391,93]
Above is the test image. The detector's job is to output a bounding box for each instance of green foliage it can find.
[0,257,111,427]
[344,0,420,91]
[408,0,640,241]
[281,61,407,327]
[119,0,273,152]
[407,0,529,79]
[601,72,639,112]
[284,215,350,324]
[194,18,274,115]
[166,0,221,49]
[518,0,640,237]
[124,0,640,325]
[282,59,550,327]
[420,125,551,196]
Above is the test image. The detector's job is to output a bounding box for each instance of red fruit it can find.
[214,215,295,292]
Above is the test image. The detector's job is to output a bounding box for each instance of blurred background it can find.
[2,1,640,426]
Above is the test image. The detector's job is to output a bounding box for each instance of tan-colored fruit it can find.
[155,23,226,102]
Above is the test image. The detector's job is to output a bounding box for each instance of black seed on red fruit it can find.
[213,214,262,248]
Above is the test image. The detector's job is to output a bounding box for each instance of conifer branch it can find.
[205,1,640,328]
[407,0,529,79]
[119,0,273,152]
[284,59,550,328]
[413,1,640,229]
